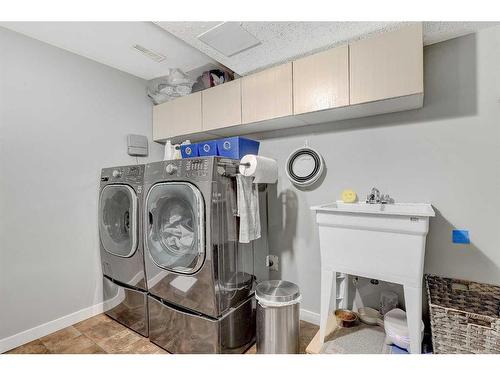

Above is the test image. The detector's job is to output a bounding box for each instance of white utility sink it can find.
[312,201,435,217]
[311,201,435,354]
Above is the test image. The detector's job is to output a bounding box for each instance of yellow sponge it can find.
[341,189,357,203]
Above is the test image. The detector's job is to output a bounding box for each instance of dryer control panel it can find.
[162,158,211,181]
[184,158,210,179]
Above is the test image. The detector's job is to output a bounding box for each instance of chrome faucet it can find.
[366,187,392,204]
[366,187,381,204]
[380,193,392,204]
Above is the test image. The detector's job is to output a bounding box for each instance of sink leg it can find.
[403,284,422,354]
[319,268,335,347]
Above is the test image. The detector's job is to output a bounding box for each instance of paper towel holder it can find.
[216,159,272,194]
[217,158,269,180]
[285,143,324,188]
[218,160,250,168]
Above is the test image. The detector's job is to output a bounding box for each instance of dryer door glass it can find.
[99,185,138,258]
[146,182,205,274]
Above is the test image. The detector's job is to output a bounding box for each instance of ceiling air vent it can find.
[132,44,166,62]
[197,22,261,57]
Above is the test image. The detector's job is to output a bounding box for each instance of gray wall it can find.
[252,25,500,315]
[0,27,163,340]
[0,24,498,340]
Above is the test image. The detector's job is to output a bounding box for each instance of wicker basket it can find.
[425,274,500,354]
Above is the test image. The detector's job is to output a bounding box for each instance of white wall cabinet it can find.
[241,63,293,124]
[152,23,424,143]
[349,23,423,105]
[153,92,202,141]
[202,79,242,131]
[293,45,349,114]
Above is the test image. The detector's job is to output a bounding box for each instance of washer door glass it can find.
[146,182,205,274]
[99,185,138,258]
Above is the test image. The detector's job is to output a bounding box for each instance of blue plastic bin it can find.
[181,143,199,158]
[216,137,260,160]
[198,140,218,157]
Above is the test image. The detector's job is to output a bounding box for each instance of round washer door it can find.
[145,182,205,275]
[99,184,138,258]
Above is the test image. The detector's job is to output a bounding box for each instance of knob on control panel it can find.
[112,169,122,178]
[165,163,178,175]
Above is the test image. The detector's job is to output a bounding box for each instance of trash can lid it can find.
[256,280,301,304]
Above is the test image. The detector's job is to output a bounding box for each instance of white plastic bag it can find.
[147,68,195,105]
[380,291,399,315]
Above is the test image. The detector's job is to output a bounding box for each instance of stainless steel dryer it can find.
[99,164,148,336]
[144,157,257,353]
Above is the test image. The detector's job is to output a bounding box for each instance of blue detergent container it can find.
[181,143,199,158]
[216,137,260,160]
[198,140,218,157]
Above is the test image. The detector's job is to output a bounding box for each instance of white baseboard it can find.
[1,298,320,353]
[0,302,104,354]
[300,308,320,325]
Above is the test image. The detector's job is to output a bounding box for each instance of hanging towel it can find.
[224,178,238,242]
[236,174,261,243]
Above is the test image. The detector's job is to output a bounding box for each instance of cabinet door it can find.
[153,92,202,141]
[349,23,423,105]
[293,45,349,115]
[241,63,293,124]
[202,79,242,131]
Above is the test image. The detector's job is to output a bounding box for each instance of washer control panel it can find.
[165,163,178,175]
[101,165,144,184]
[126,166,142,177]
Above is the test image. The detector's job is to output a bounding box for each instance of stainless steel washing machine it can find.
[99,164,148,336]
[144,157,257,353]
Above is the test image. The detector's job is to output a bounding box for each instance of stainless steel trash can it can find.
[256,280,301,354]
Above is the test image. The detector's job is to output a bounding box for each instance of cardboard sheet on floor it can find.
[320,324,385,354]
[306,313,337,354]
[306,314,386,354]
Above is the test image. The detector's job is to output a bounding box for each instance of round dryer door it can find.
[146,182,205,274]
[99,184,138,258]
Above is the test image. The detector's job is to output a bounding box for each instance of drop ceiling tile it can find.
[157,21,500,76]
[198,22,261,57]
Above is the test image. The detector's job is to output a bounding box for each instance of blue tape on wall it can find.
[452,230,470,244]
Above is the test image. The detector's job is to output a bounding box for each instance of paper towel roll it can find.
[239,155,278,184]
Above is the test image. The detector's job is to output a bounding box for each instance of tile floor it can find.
[6,314,318,354]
